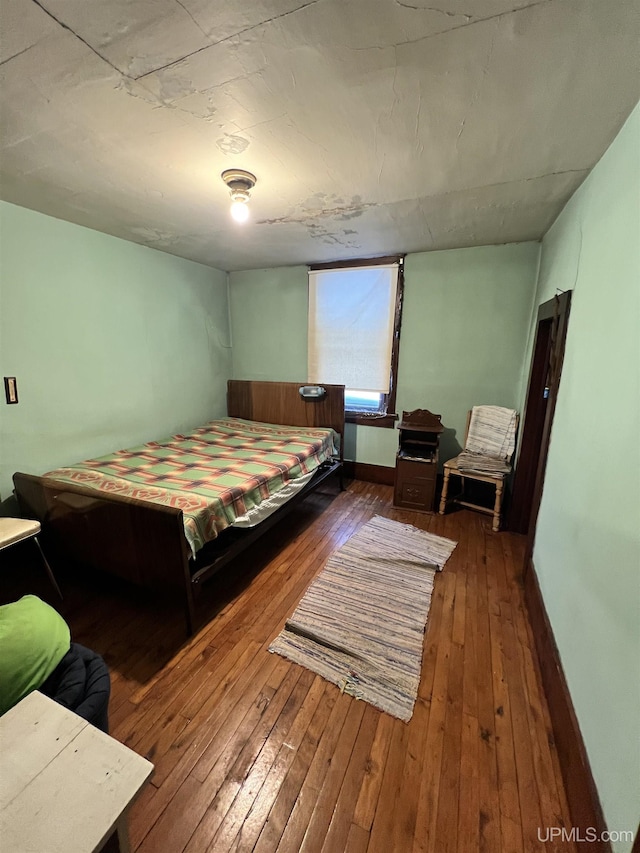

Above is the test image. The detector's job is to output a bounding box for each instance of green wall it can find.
[0,201,231,501]
[532,104,640,851]
[230,265,308,382]
[229,243,539,467]
[399,244,539,463]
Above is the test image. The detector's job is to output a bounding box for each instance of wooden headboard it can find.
[227,380,345,460]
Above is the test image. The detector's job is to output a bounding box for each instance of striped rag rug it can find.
[268,515,457,722]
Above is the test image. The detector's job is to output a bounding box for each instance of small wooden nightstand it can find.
[393,409,444,513]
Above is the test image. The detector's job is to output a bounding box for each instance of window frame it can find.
[308,254,405,429]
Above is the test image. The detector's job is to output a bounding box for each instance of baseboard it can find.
[524,560,611,853]
[343,461,395,486]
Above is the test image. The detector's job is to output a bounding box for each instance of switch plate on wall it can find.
[4,377,18,404]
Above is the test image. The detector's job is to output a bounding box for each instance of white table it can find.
[0,691,153,853]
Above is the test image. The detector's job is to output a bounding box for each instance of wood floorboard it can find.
[412,571,457,853]
[473,549,502,853]
[320,704,380,853]
[351,711,395,834]
[459,551,480,853]
[56,480,576,852]
[244,686,339,853]
[345,822,371,853]
[184,667,314,853]
[221,676,327,852]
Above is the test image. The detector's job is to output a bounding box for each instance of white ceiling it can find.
[0,0,638,271]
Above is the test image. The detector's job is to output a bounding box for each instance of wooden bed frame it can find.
[13,380,345,635]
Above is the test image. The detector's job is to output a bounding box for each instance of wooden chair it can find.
[438,407,519,532]
[0,517,62,598]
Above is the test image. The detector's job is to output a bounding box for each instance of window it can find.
[344,390,384,412]
[307,256,404,427]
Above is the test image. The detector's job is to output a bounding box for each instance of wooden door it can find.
[508,292,572,550]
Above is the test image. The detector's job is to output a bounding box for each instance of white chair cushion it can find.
[0,518,41,549]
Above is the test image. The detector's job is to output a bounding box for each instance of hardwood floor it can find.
[58,479,576,852]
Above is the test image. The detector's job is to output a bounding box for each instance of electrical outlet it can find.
[4,377,18,404]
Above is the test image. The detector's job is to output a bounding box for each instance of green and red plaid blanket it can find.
[44,418,338,557]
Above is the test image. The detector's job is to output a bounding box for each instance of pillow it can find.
[0,594,70,715]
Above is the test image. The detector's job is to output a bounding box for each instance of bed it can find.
[13,380,345,635]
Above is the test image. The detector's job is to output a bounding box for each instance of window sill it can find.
[345,412,398,429]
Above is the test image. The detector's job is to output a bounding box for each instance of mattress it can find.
[43,418,338,558]
[232,470,315,527]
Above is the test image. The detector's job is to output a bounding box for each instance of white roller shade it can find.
[308,264,399,393]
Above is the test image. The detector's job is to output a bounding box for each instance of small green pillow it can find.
[0,595,70,715]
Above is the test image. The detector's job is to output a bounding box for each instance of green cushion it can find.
[0,595,70,715]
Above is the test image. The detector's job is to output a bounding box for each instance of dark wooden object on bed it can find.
[13,380,345,636]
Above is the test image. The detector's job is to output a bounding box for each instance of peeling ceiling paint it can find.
[0,0,638,270]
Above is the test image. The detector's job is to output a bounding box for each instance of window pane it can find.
[308,264,399,393]
[345,390,384,412]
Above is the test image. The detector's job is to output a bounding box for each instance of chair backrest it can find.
[463,406,519,461]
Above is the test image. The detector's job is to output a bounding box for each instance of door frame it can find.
[509,290,572,569]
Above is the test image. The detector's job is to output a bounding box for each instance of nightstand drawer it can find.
[396,457,436,482]
[395,478,435,510]
[394,460,438,512]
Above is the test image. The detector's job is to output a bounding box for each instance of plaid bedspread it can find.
[44,418,338,558]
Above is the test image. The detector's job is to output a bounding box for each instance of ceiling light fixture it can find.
[221,169,257,224]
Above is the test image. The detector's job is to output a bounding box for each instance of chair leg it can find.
[439,468,450,515]
[492,480,504,532]
[33,536,63,599]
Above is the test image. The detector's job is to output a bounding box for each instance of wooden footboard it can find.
[13,473,196,632]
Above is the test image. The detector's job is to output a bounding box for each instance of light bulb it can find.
[231,200,249,223]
